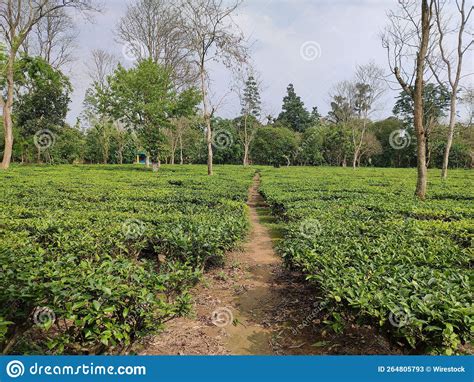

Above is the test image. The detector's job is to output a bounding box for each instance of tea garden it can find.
[0,165,472,354]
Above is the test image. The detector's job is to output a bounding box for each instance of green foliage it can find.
[241,75,261,119]
[13,56,72,162]
[393,84,451,129]
[251,126,300,166]
[91,60,200,164]
[277,84,314,132]
[0,165,254,354]
[260,166,473,353]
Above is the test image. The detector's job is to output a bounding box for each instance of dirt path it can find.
[141,174,402,355]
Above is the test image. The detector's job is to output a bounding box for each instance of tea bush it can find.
[259,167,473,353]
[0,165,254,354]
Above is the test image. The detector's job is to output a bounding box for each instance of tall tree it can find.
[237,73,261,166]
[383,0,435,200]
[277,83,312,132]
[22,7,77,69]
[179,0,247,175]
[116,0,196,89]
[82,49,119,164]
[0,0,98,170]
[429,0,472,179]
[95,60,199,172]
[15,56,72,163]
[351,63,386,169]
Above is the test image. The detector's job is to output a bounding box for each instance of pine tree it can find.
[241,76,261,119]
[277,84,312,132]
[239,75,262,166]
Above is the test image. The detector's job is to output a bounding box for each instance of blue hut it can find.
[136,152,149,165]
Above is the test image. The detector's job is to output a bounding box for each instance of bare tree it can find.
[179,0,248,175]
[83,49,119,164]
[87,49,118,89]
[0,0,100,170]
[382,0,435,200]
[116,0,196,89]
[428,0,473,179]
[22,7,78,69]
[351,63,386,169]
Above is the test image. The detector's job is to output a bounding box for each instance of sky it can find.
[64,0,446,125]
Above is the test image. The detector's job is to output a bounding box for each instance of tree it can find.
[82,49,119,164]
[372,118,414,167]
[328,63,385,169]
[251,126,299,167]
[277,83,312,132]
[15,56,72,163]
[86,49,118,90]
[97,60,175,171]
[429,0,473,179]
[116,0,196,89]
[22,7,77,69]
[382,0,435,200]
[237,74,261,166]
[0,0,98,170]
[165,88,201,164]
[351,63,386,168]
[393,83,450,167]
[96,60,199,171]
[179,0,247,175]
[298,126,324,165]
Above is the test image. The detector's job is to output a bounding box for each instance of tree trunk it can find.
[200,68,213,175]
[170,143,176,165]
[441,97,457,179]
[413,0,431,200]
[243,143,249,166]
[352,151,358,169]
[179,135,183,165]
[0,55,15,170]
[243,115,249,166]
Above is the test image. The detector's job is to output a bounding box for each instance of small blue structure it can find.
[136,152,149,165]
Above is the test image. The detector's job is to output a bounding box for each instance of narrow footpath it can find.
[142,174,400,355]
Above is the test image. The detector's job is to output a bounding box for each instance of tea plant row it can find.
[0,165,254,354]
[259,167,473,354]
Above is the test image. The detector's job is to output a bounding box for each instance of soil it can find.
[141,175,404,355]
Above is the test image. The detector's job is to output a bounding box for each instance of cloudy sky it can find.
[65,0,422,124]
